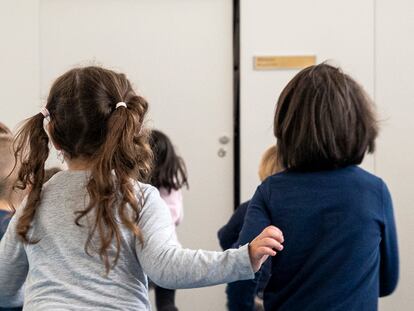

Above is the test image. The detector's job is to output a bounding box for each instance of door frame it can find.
[233,0,241,209]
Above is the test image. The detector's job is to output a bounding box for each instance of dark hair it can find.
[13,66,152,273]
[43,167,62,183]
[274,63,378,171]
[149,130,188,192]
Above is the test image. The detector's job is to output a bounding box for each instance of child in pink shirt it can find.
[158,187,184,226]
[149,130,189,311]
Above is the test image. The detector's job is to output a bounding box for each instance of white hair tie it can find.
[116,102,127,109]
[40,107,50,121]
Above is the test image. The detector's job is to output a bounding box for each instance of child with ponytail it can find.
[0,66,284,310]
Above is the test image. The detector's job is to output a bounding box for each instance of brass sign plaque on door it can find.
[254,55,316,70]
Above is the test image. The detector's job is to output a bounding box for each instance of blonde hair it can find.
[258,145,282,181]
[0,123,15,200]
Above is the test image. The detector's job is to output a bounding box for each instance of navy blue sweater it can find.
[236,166,399,311]
[218,201,272,310]
[218,201,251,251]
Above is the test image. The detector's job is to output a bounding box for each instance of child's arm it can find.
[228,186,273,310]
[379,181,399,297]
[0,210,28,307]
[135,186,282,290]
[217,201,249,250]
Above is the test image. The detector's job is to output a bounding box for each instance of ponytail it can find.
[13,113,50,242]
[75,95,152,273]
[13,66,154,273]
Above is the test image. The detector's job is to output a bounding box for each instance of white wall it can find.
[376,0,414,309]
[0,1,40,128]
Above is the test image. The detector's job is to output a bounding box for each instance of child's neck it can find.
[66,158,92,171]
[0,199,11,212]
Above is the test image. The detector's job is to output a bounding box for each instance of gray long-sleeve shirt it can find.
[0,170,254,310]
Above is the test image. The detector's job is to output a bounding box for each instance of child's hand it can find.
[249,226,284,272]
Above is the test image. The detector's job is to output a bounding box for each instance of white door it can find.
[2,1,235,310]
[240,0,375,201]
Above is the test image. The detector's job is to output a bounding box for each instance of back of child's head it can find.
[0,122,14,200]
[274,63,378,171]
[258,145,282,181]
[13,66,153,272]
[149,130,188,193]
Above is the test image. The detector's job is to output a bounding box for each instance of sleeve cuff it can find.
[237,243,255,280]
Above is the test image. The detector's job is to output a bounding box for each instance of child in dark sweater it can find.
[235,64,399,310]
[218,146,282,310]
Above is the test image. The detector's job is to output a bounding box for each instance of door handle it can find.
[219,135,230,145]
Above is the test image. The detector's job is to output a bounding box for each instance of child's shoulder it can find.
[132,181,161,202]
[344,165,385,189]
[257,170,292,196]
[261,166,386,192]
